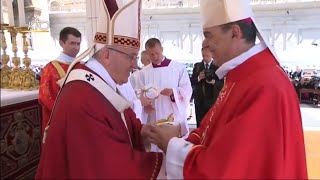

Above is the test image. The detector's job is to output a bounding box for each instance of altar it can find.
[0,89,42,179]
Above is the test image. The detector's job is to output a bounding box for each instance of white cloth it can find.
[117,81,143,120]
[137,60,193,152]
[56,52,75,64]
[85,58,117,91]
[130,70,141,91]
[165,43,267,179]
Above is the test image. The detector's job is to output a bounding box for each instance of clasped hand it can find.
[141,123,181,152]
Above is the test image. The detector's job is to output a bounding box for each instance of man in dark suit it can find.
[191,46,224,127]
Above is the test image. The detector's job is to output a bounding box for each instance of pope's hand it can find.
[141,122,156,139]
[147,124,181,153]
[141,122,157,148]
[160,88,173,96]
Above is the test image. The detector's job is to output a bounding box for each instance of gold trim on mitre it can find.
[200,0,253,29]
[113,35,140,49]
[94,32,108,44]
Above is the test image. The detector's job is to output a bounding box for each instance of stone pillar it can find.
[86,0,99,48]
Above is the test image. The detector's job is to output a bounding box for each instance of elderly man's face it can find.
[203,25,234,66]
[106,47,138,85]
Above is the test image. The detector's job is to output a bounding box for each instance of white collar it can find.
[56,52,75,64]
[85,58,117,91]
[216,43,267,79]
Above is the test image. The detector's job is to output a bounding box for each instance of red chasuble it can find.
[38,61,69,134]
[36,64,162,179]
[184,49,307,179]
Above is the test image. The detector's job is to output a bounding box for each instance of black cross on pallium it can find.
[85,74,94,82]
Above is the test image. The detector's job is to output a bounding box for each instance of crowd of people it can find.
[288,68,320,104]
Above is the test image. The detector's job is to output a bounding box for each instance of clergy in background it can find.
[147,0,308,179]
[36,0,164,179]
[137,38,193,151]
[130,50,151,95]
[38,27,82,135]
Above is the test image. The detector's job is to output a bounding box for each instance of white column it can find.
[86,0,98,47]
[283,21,287,51]
[17,0,25,26]
[1,0,4,23]
[188,27,193,54]
[6,0,14,26]
[271,24,275,48]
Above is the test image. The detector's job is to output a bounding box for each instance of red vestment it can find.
[36,64,162,179]
[38,61,69,134]
[184,49,307,179]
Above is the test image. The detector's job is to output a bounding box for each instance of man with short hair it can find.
[39,27,81,134]
[140,50,151,67]
[137,38,193,150]
[191,43,223,127]
[147,0,307,178]
[130,50,151,91]
[36,0,163,179]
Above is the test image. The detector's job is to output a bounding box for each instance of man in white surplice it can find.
[137,38,192,152]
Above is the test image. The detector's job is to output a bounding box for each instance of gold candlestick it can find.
[7,26,23,89]
[19,27,38,90]
[1,24,11,88]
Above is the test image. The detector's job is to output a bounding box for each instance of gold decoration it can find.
[6,26,23,89]
[156,113,174,125]
[0,24,11,88]
[1,25,39,90]
[18,27,38,90]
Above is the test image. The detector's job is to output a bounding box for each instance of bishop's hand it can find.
[147,123,181,153]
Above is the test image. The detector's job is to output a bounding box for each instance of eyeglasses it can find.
[108,48,138,62]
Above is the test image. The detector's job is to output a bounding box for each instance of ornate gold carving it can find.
[1,24,11,88]
[18,27,38,90]
[1,26,38,90]
[5,26,22,90]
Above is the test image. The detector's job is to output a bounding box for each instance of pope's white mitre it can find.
[59,0,142,85]
[94,0,141,52]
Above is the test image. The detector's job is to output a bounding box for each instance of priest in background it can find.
[38,27,81,135]
[137,38,193,151]
[36,0,164,179]
[146,0,308,179]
